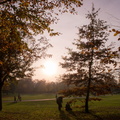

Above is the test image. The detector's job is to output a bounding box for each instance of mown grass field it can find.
[0,94,120,120]
[2,93,56,101]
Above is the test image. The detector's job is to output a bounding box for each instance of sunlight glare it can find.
[42,60,57,76]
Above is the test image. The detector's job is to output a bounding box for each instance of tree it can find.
[0,0,84,111]
[33,79,46,93]
[0,27,51,110]
[17,78,34,94]
[60,6,118,113]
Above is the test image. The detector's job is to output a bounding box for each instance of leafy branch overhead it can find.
[0,0,83,36]
[109,29,120,51]
[0,0,83,79]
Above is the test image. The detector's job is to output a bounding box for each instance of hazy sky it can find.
[32,0,120,82]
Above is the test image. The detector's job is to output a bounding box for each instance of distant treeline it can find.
[2,78,68,94]
[2,78,120,95]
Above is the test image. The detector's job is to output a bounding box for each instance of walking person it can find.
[18,94,22,101]
[14,96,17,103]
[56,95,63,111]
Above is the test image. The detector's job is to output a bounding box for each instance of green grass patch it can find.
[1,94,120,120]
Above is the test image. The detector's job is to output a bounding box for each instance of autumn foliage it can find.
[0,0,83,111]
[60,6,118,113]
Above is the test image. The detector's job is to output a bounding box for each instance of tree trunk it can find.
[0,85,2,111]
[85,78,91,113]
[85,61,92,113]
[85,13,95,112]
[85,45,94,113]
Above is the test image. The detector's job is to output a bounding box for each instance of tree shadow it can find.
[59,110,71,120]
[90,112,103,120]
[59,110,80,120]
[59,110,104,120]
[67,110,77,117]
[6,102,17,106]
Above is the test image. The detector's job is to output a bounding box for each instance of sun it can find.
[42,60,57,76]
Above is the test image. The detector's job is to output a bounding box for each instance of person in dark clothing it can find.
[65,102,72,111]
[56,96,63,111]
[18,94,21,101]
[14,96,17,103]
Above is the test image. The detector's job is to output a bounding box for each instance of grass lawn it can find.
[0,94,120,120]
[2,93,56,101]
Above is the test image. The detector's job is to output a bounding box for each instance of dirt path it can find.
[3,98,56,103]
[22,98,56,102]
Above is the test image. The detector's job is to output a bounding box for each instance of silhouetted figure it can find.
[14,96,17,103]
[65,102,72,111]
[18,94,21,101]
[56,96,63,111]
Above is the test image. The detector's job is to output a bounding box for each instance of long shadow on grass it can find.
[6,102,17,105]
[90,112,103,120]
[59,111,71,120]
[59,110,78,120]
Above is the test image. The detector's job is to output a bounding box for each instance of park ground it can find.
[0,94,120,120]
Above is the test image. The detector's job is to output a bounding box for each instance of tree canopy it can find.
[0,0,84,111]
[0,0,84,80]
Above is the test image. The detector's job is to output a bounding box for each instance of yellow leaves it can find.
[93,47,98,50]
[89,97,102,101]
[110,29,120,52]
[20,1,30,7]
[108,69,112,72]
[110,29,120,36]
[81,50,85,54]
[80,50,90,55]
[49,32,60,36]
[0,61,2,65]
[114,32,119,36]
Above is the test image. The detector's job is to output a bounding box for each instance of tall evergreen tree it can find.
[60,6,118,113]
